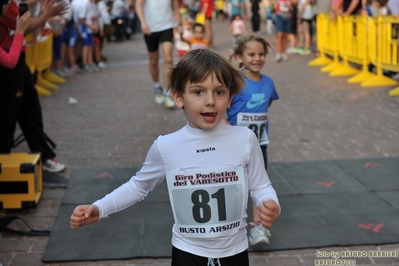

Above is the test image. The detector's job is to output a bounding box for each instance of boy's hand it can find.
[70,204,100,229]
[257,200,280,228]
[16,12,31,34]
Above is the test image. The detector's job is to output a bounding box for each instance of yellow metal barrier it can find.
[35,31,59,90]
[320,16,342,73]
[25,33,52,96]
[308,13,333,66]
[329,16,359,76]
[361,16,398,87]
[346,16,377,83]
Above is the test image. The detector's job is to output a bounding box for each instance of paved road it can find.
[1,18,399,266]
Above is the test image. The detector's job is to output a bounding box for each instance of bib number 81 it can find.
[192,188,226,223]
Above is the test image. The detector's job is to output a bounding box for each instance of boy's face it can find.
[193,26,205,40]
[173,73,232,130]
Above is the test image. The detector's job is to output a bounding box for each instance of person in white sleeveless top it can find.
[135,0,182,109]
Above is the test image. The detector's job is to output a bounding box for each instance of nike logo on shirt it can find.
[246,94,268,109]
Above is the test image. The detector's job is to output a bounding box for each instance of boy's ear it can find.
[172,91,184,108]
[228,94,233,108]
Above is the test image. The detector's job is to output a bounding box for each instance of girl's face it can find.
[236,40,266,76]
[173,73,232,130]
[193,26,205,40]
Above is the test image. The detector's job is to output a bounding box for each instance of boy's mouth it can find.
[201,112,217,118]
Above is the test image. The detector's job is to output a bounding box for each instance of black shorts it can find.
[171,246,249,266]
[144,28,174,52]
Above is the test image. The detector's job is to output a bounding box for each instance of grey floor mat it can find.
[43,159,399,262]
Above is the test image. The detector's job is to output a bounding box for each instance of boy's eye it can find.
[194,90,202,95]
[215,90,225,96]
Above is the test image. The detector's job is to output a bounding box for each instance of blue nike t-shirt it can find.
[226,74,279,145]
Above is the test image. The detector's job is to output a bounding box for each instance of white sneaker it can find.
[286,47,295,54]
[97,61,107,69]
[282,53,288,62]
[84,65,94,73]
[54,69,68,78]
[43,158,66,173]
[154,87,164,104]
[275,54,282,62]
[248,223,271,246]
[391,73,399,80]
[92,65,101,72]
[164,95,176,108]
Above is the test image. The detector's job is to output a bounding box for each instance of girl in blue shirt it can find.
[227,34,279,247]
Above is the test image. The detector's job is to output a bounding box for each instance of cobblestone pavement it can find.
[1,18,399,266]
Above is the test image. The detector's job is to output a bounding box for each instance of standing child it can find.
[229,14,245,43]
[61,0,79,75]
[77,0,100,73]
[70,49,280,265]
[226,34,280,247]
[181,22,210,50]
[174,15,193,58]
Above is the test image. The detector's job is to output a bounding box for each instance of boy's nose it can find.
[205,94,215,106]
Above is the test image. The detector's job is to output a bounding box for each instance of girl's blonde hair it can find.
[229,34,271,69]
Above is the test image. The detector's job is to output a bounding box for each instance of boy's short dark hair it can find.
[167,49,245,98]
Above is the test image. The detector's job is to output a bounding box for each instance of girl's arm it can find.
[0,34,24,69]
[0,12,31,69]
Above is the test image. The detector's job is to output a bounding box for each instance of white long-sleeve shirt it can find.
[94,121,279,259]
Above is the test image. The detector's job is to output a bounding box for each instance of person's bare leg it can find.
[304,22,311,50]
[276,32,284,53]
[87,46,94,66]
[160,41,174,90]
[82,46,89,66]
[160,41,175,107]
[205,19,213,45]
[148,50,160,83]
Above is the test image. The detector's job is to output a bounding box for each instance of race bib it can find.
[237,112,269,145]
[166,166,246,238]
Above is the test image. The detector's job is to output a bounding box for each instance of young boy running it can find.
[70,49,280,265]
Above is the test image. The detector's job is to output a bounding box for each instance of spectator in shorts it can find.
[135,0,182,109]
[275,0,295,62]
[77,0,100,73]
[61,0,79,75]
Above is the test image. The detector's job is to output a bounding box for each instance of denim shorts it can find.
[275,14,294,34]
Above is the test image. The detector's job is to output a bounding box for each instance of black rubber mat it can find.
[42,171,69,188]
[42,159,399,262]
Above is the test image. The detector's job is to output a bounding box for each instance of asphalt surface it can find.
[1,18,399,266]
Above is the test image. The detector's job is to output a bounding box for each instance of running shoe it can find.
[43,158,66,173]
[164,95,176,108]
[155,87,164,104]
[275,54,282,62]
[248,222,271,246]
